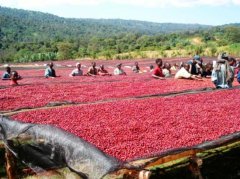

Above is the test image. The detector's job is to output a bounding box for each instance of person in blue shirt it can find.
[2,67,11,80]
[45,62,56,78]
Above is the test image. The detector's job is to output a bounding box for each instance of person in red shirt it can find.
[152,58,165,80]
[10,71,22,86]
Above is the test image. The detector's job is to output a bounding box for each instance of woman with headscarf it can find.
[211,53,234,88]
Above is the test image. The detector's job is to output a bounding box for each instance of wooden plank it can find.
[145,149,200,168]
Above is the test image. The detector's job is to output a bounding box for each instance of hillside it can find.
[0,6,239,62]
[0,6,211,40]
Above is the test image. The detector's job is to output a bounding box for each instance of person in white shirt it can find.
[69,63,83,77]
[162,62,172,78]
[132,62,140,73]
[114,63,126,75]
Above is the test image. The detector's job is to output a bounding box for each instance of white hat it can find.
[76,62,81,67]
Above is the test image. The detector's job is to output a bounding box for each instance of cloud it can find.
[169,0,232,7]
[232,0,240,4]
[0,0,240,9]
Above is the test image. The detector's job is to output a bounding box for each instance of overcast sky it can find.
[0,0,240,25]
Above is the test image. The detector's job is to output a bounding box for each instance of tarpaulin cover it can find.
[0,116,121,179]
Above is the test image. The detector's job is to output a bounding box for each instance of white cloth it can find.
[163,69,171,77]
[175,67,192,79]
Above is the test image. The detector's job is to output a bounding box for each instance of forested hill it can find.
[0,6,240,63]
[0,6,211,40]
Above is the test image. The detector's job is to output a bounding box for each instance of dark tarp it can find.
[0,116,121,179]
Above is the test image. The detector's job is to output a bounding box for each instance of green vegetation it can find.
[0,6,240,63]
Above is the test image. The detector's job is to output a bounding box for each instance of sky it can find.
[0,0,240,25]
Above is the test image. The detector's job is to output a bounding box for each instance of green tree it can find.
[224,27,240,43]
[210,47,217,57]
[57,42,73,60]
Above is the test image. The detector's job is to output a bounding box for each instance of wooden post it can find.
[5,147,16,179]
[188,155,203,179]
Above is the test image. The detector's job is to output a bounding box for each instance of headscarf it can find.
[214,54,231,82]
